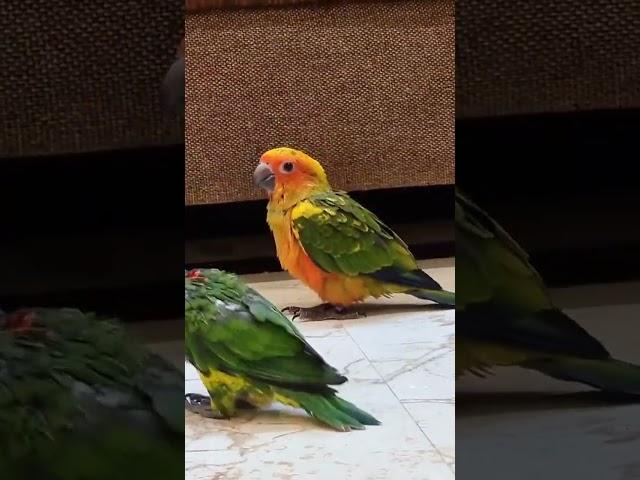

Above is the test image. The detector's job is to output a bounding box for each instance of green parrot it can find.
[0,307,184,480]
[456,189,640,394]
[184,268,381,431]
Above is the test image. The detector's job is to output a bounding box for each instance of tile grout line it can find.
[401,399,454,404]
[341,325,454,475]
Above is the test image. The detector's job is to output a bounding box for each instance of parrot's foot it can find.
[282,304,366,321]
[184,393,229,419]
[235,399,259,410]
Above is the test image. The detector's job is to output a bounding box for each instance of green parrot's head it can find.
[186,268,239,288]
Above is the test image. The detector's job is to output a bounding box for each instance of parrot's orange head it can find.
[254,147,329,195]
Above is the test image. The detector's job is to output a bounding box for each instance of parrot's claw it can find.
[235,399,259,410]
[283,304,366,321]
[184,393,229,419]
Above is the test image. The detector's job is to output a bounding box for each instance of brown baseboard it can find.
[457,109,640,287]
[185,185,454,272]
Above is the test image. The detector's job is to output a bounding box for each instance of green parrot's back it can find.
[456,189,552,313]
[0,308,184,480]
[290,190,456,307]
[184,268,381,431]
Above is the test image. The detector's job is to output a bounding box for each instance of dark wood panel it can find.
[0,145,185,321]
[457,109,640,287]
[185,185,455,273]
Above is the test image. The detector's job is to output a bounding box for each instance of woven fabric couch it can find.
[185,0,455,204]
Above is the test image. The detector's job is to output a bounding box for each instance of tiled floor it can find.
[142,265,639,479]
[184,258,455,480]
[457,288,640,480]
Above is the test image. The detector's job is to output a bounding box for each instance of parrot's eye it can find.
[280,162,294,173]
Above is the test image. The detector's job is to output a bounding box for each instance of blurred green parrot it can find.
[184,268,380,431]
[456,189,640,394]
[0,307,184,480]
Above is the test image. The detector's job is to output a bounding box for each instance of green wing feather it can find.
[185,269,346,389]
[291,191,445,294]
[292,191,416,276]
[456,189,603,353]
[455,188,552,312]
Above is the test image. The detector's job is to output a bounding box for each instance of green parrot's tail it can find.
[277,388,381,432]
[527,357,640,395]
[409,288,456,307]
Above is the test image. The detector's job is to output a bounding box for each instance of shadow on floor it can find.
[456,390,640,418]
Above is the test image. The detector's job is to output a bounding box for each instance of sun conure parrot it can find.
[456,189,640,394]
[184,268,380,431]
[0,307,184,480]
[252,147,455,320]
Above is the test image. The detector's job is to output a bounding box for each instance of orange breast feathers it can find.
[268,214,370,307]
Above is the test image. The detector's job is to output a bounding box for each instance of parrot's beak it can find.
[253,163,275,192]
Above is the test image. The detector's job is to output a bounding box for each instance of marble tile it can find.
[377,348,455,403]
[185,384,454,480]
[185,333,452,480]
[185,378,209,396]
[186,362,200,381]
[344,308,454,362]
[344,309,455,402]
[184,260,456,479]
[456,299,640,480]
[404,401,455,466]
[457,404,640,480]
[292,320,349,339]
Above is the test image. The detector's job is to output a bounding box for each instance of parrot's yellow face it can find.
[253,147,329,196]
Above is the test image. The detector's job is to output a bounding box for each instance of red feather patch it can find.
[3,309,36,332]
[186,269,204,281]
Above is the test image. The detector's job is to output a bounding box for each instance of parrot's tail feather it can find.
[327,395,381,426]
[277,389,381,432]
[370,267,443,291]
[527,357,640,396]
[369,267,454,306]
[409,288,456,307]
